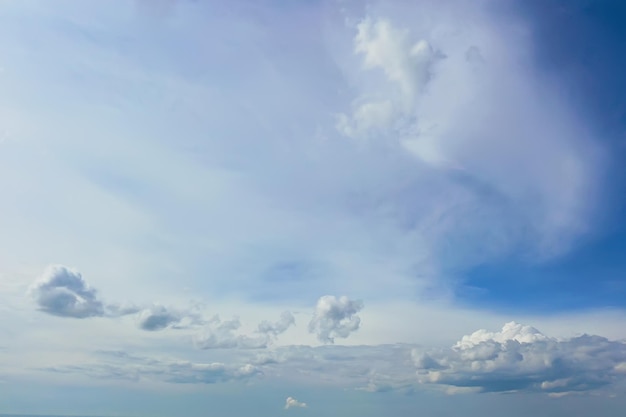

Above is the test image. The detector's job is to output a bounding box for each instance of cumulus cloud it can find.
[414,322,626,395]
[284,396,307,410]
[27,265,204,330]
[28,265,104,318]
[308,296,363,343]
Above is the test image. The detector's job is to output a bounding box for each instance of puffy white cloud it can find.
[284,396,307,410]
[28,265,104,318]
[453,321,548,349]
[414,322,626,394]
[308,296,364,343]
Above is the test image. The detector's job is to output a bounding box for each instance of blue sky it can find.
[1,0,626,416]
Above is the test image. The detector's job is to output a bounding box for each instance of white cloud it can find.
[334,11,603,268]
[308,296,364,343]
[336,100,395,138]
[453,321,548,349]
[195,312,294,349]
[414,322,626,394]
[1,2,619,408]
[257,311,295,337]
[355,18,440,100]
[27,319,626,397]
[4,0,607,325]
[284,396,307,410]
[28,265,104,318]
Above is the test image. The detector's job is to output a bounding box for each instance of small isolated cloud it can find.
[284,396,307,410]
[308,295,363,343]
[414,322,626,395]
[28,265,104,318]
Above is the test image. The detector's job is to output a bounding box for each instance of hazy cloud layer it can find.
[308,296,364,343]
[44,350,260,385]
[36,322,626,398]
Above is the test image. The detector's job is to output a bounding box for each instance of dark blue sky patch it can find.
[457,226,626,312]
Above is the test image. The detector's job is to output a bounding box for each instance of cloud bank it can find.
[37,321,626,398]
[415,322,626,395]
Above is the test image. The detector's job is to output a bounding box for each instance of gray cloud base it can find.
[28,265,104,318]
[39,322,626,397]
[414,322,626,395]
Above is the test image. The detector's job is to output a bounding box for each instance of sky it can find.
[1,0,626,416]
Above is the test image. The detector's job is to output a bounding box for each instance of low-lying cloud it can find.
[44,350,260,385]
[414,322,626,395]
